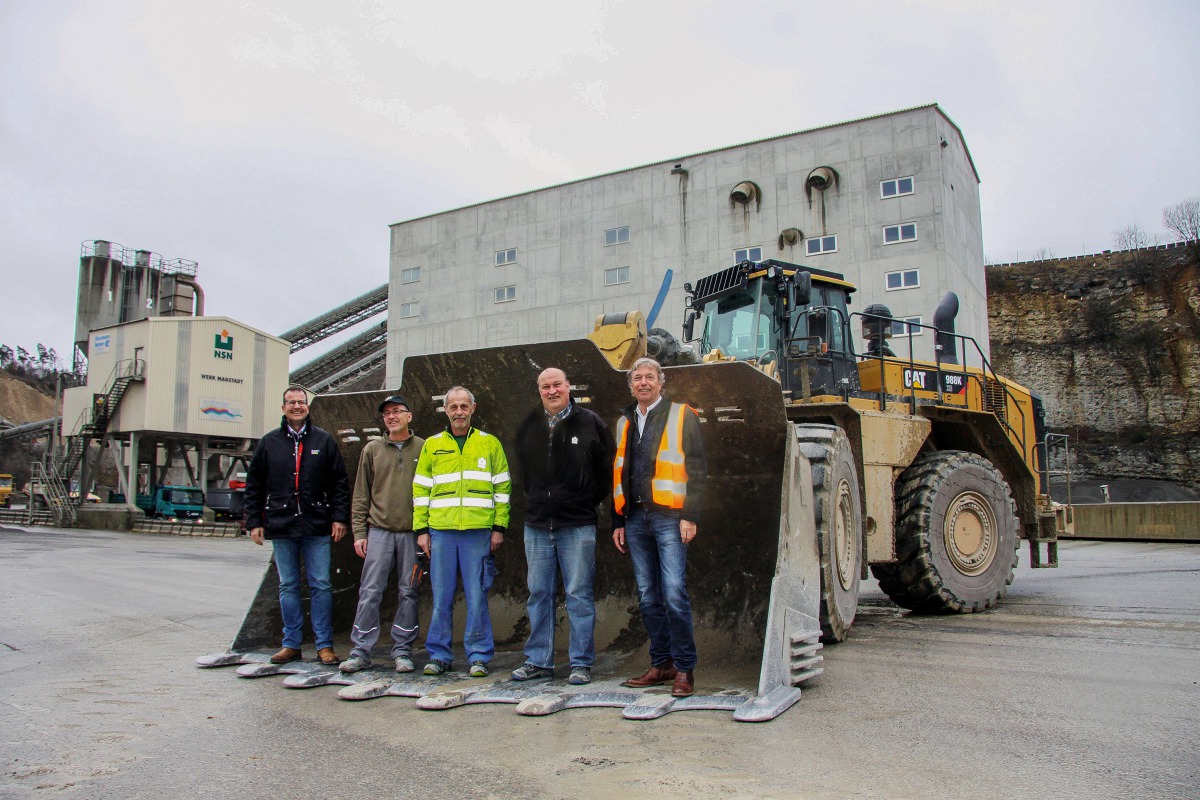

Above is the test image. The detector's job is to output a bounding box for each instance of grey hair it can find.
[444,385,476,404]
[627,357,665,386]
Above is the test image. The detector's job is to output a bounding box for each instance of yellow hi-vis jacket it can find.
[412,428,511,532]
[612,402,694,516]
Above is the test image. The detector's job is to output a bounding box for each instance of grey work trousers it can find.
[348,526,420,660]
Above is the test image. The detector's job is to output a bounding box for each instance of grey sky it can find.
[2,1,1197,364]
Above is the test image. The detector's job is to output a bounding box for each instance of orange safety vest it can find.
[613,402,692,515]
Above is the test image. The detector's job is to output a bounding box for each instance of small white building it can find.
[63,316,290,500]
[386,103,986,382]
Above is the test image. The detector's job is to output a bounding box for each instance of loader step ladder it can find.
[1029,433,1074,569]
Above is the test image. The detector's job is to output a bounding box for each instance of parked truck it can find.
[136,485,205,520]
[0,474,13,507]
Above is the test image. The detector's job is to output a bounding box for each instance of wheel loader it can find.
[219,258,1068,721]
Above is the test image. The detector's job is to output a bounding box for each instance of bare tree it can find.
[1113,223,1155,250]
[1162,197,1200,242]
[1030,247,1056,261]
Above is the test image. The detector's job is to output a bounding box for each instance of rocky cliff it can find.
[986,243,1200,493]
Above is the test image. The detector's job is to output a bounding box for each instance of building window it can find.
[885,269,920,291]
[494,285,516,303]
[400,266,420,285]
[399,301,420,318]
[891,316,922,337]
[881,177,914,198]
[605,226,630,246]
[495,248,517,266]
[604,266,631,286]
[806,236,837,255]
[734,246,763,263]
[884,223,917,244]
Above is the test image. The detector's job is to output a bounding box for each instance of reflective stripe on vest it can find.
[612,417,629,514]
[613,402,690,514]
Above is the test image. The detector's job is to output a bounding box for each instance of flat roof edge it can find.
[391,103,977,227]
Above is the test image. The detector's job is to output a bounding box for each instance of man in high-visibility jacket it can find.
[611,357,707,697]
[413,385,510,678]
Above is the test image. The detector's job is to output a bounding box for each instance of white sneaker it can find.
[395,656,414,673]
[339,655,371,673]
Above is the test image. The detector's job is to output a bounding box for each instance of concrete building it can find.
[62,316,290,503]
[386,103,985,383]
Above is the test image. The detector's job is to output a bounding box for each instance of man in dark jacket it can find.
[611,357,706,697]
[245,385,350,666]
[510,367,615,686]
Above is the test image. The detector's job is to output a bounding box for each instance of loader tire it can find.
[872,451,1018,613]
[795,424,862,642]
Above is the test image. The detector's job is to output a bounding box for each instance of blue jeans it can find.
[523,525,596,669]
[425,529,493,665]
[625,507,696,671]
[271,535,333,650]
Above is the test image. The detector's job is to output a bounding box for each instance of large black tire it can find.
[796,424,862,642]
[872,451,1019,613]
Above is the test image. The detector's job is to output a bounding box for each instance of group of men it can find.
[243,357,706,698]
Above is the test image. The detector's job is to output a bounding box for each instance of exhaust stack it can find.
[933,292,960,365]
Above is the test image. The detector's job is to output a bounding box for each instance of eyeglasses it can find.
[284,400,308,407]
[382,409,410,417]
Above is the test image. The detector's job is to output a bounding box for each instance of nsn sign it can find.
[214,330,234,360]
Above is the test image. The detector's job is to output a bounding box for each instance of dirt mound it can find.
[0,371,57,426]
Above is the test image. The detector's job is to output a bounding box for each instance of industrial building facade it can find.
[386,104,985,383]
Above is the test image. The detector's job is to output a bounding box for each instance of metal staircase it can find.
[56,358,144,488]
[30,461,76,527]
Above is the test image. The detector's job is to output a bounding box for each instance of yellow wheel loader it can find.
[217,258,1066,721]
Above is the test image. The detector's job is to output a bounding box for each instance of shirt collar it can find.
[635,395,663,420]
[546,400,573,427]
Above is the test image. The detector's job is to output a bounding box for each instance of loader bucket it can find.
[232,340,818,714]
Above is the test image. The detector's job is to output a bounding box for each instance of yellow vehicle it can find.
[225,258,1066,721]
[0,474,13,507]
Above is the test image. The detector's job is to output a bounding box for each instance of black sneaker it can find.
[423,659,451,676]
[511,663,554,681]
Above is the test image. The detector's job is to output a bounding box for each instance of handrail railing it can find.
[850,310,1029,459]
[782,305,1029,460]
[1040,433,1073,504]
[30,460,75,527]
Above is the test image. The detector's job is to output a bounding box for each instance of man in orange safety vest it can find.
[611,357,707,698]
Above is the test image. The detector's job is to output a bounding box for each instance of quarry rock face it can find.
[987,244,1200,492]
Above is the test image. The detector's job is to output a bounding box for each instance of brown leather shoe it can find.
[317,647,340,665]
[671,670,694,697]
[270,647,302,664]
[624,661,677,688]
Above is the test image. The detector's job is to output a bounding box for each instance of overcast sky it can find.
[2,1,1197,366]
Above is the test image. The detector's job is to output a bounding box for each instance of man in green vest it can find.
[412,386,511,678]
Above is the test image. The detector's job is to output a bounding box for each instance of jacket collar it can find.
[280,416,309,439]
[621,394,670,421]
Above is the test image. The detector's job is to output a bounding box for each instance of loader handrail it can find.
[850,310,1030,461]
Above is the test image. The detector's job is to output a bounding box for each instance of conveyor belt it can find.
[279,284,388,354]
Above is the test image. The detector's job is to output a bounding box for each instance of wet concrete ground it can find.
[1,526,1197,799]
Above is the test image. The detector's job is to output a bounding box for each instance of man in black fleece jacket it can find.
[510,367,615,686]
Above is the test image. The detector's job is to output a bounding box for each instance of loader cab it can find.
[684,259,858,397]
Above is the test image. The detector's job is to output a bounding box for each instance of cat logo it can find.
[903,369,930,390]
